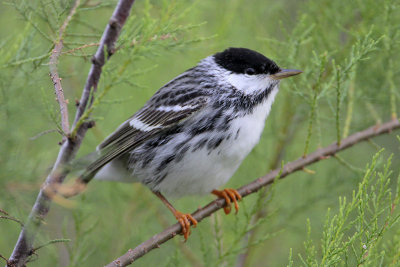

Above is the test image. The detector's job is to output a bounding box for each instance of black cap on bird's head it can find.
[214,47,280,75]
[214,47,302,79]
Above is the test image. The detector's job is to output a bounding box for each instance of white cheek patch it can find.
[227,73,276,95]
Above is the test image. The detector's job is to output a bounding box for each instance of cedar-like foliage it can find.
[0,0,399,266]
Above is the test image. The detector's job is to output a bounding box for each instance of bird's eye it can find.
[245,68,256,75]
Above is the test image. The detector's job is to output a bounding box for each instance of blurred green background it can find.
[1,0,399,266]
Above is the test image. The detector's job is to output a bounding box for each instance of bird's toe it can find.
[212,188,242,215]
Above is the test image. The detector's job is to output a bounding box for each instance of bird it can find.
[73,47,302,240]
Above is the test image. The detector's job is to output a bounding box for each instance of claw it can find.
[212,188,242,215]
[174,211,198,241]
[153,192,198,241]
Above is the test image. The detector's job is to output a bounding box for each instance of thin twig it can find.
[0,253,9,265]
[342,74,355,138]
[29,129,60,140]
[0,208,9,216]
[49,43,70,135]
[61,42,99,55]
[0,216,24,227]
[106,119,400,267]
[49,0,81,135]
[7,1,136,266]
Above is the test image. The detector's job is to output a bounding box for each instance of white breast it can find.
[95,72,280,198]
[228,87,279,157]
[154,86,279,197]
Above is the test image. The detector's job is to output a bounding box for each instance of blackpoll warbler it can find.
[78,47,301,239]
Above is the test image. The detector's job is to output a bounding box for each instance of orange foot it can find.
[174,211,198,241]
[154,191,198,241]
[212,188,242,215]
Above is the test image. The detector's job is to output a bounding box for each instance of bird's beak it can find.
[270,69,302,80]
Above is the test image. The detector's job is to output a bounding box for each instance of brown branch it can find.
[7,1,136,266]
[72,0,134,129]
[49,42,70,135]
[0,253,9,265]
[106,119,400,267]
[49,0,81,135]
[236,110,300,267]
[0,208,10,216]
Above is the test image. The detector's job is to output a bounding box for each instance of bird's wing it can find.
[81,96,208,181]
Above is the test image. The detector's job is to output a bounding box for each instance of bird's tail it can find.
[54,151,101,198]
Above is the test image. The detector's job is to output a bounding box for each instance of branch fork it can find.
[7,0,400,266]
[8,1,137,266]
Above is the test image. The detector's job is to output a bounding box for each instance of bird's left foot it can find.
[212,188,242,214]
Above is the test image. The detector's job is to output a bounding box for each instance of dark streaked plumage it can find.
[80,47,301,199]
[75,47,302,241]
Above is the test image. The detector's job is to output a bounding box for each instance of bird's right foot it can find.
[153,191,197,241]
[173,211,198,241]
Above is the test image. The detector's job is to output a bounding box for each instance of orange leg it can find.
[212,188,242,215]
[154,192,197,241]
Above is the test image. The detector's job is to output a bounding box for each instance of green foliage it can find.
[300,150,400,266]
[0,0,399,266]
[72,0,212,137]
